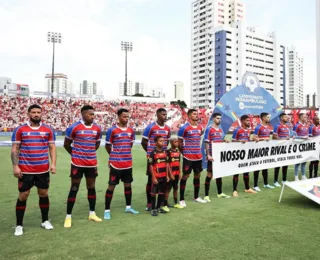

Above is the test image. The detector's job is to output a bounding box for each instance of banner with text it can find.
[211,137,320,178]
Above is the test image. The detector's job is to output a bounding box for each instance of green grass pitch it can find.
[0,145,320,260]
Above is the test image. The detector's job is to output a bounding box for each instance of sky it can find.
[0,0,317,104]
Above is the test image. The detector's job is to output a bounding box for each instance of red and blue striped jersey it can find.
[105,125,135,169]
[309,124,320,137]
[178,122,203,161]
[254,124,272,139]
[204,125,223,156]
[273,123,290,139]
[65,121,102,167]
[12,122,55,174]
[142,122,171,157]
[232,127,250,141]
[293,122,308,138]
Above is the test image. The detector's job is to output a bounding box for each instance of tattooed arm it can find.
[11,143,22,178]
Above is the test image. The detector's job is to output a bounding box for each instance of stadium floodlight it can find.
[47,32,62,96]
[121,41,133,96]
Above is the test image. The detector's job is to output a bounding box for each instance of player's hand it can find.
[207,155,213,161]
[13,165,22,178]
[225,139,230,143]
[50,164,56,174]
[170,174,175,181]
[241,140,247,144]
[166,176,170,182]
[286,137,290,140]
[152,178,158,185]
[179,174,182,180]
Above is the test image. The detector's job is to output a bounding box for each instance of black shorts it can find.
[70,164,98,179]
[151,177,166,195]
[18,172,50,192]
[146,160,151,176]
[183,158,203,175]
[109,166,133,185]
[166,175,179,191]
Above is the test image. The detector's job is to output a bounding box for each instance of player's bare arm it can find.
[178,138,183,154]
[63,138,73,155]
[105,143,112,154]
[11,143,22,178]
[95,141,101,151]
[149,164,158,185]
[205,142,213,161]
[141,137,148,152]
[49,143,57,174]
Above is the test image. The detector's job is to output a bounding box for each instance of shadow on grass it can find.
[280,196,320,210]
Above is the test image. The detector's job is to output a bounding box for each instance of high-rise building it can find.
[45,73,68,93]
[306,93,317,108]
[119,80,133,96]
[134,82,144,95]
[174,81,184,100]
[80,80,97,95]
[191,0,287,108]
[317,0,320,108]
[287,46,303,108]
[67,81,75,94]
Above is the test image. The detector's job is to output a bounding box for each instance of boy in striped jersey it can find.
[63,105,102,228]
[104,109,139,220]
[309,116,320,178]
[11,104,56,236]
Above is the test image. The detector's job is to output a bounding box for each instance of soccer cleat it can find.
[232,191,239,197]
[89,213,102,222]
[193,197,207,203]
[14,225,23,236]
[274,182,281,187]
[179,200,187,208]
[263,184,275,189]
[125,207,139,215]
[64,217,72,228]
[145,203,152,211]
[204,196,211,202]
[217,193,230,198]
[253,186,261,192]
[104,211,111,220]
[294,176,300,181]
[167,203,174,208]
[161,206,170,213]
[41,220,54,230]
[245,188,257,194]
[173,203,184,209]
[151,209,158,216]
[301,175,308,180]
[158,208,167,214]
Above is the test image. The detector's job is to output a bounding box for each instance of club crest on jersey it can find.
[40,132,46,136]
[172,158,176,162]
[27,132,31,136]
[92,131,97,135]
[157,159,161,163]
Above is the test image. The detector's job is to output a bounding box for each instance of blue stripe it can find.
[20,153,48,158]
[72,155,97,159]
[113,139,132,144]
[109,158,132,161]
[73,147,96,153]
[183,151,201,154]
[19,160,49,165]
[112,145,132,149]
[20,146,48,150]
[22,132,49,136]
[184,145,201,148]
[74,141,96,147]
[111,151,132,155]
[21,139,49,143]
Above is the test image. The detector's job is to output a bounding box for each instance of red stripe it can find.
[205,182,210,185]
[124,191,132,195]
[87,195,96,199]
[105,193,113,198]
[194,184,200,188]
[180,185,186,189]
[16,206,26,210]
[68,198,76,202]
[40,204,49,208]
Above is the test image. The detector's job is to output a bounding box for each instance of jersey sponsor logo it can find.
[40,132,47,136]
[187,130,201,135]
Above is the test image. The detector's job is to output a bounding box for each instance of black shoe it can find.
[158,208,167,214]
[151,209,158,216]
[145,203,152,212]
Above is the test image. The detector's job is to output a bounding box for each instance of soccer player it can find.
[204,113,230,201]
[293,113,309,181]
[11,104,56,236]
[308,116,320,178]
[178,109,206,207]
[232,115,257,196]
[149,136,169,216]
[163,137,184,211]
[104,109,139,220]
[141,108,171,211]
[273,113,291,186]
[63,105,102,228]
[252,113,274,191]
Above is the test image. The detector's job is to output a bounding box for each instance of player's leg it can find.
[163,180,173,212]
[282,166,288,183]
[35,172,53,230]
[314,161,319,178]
[263,169,274,189]
[64,165,82,228]
[309,161,314,178]
[204,161,212,202]
[294,163,300,181]
[232,174,239,197]
[301,162,307,180]
[150,182,158,216]
[123,168,139,214]
[15,175,33,236]
[104,167,119,220]
[216,178,230,198]
[145,160,152,211]
[86,168,102,222]
[158,181,167,213]
[253,170,261,191]
[193,160,206,203]
[180,158,192,207]
[244,173,256,194]
[173,176,183,208]
[274,167,281,187]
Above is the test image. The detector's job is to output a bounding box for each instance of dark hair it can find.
[81,105,94,113]
[187,109,197,116]
[154,135,163,143]
[156,108,166,114]
[279,113,287,119]
[298,113,305,119]
[28,104,42,112]
[212,113,221,118]
[240,115,249,121]
[260,112,269,120]
[117,108,129,116]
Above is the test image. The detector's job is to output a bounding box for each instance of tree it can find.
[170,100,188,109]
[132,93,144,97]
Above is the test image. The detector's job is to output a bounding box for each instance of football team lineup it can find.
[9,104,320,238]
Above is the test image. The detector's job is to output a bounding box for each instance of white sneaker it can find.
[193,197,207,203]
[179,200,187,208]
[14,225,23,236]
[294,176,300,181]
[253,186,261,192]
[282,181,287,185]
[301,175,307,180]
[274,182,281,187]
[41,220,54,230]
[264,184,275,189]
